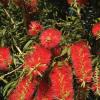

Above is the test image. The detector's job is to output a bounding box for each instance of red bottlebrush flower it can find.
[71,40,92,83]
[49,62,74,100]
[0,47,12,71]
[40,28,62,49]
[24,45,51,75]
[8,76,37,100]
[28,21,43,36]
[67,0,88,6]
[92,23,100,38]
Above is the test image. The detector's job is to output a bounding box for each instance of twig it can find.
[0,65,22,78]
[0,65,22,84]
[0,77,8,84]
[15,45,23,55]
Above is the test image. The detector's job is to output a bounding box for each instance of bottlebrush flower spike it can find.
[0,47,12,71]
[50,62,74,100]
[92,22,100,38]
[67,0,88,6]
[8,76,37,100]
[24,45,51,75]
[71,40,92,84]
[40,28,62,49]
[28,21,43,36]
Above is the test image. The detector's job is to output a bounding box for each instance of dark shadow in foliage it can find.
[86,90,100,100]
[81,0,100,33]
[47,0,68,19]
[0,93,4,100]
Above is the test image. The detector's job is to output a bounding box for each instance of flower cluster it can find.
[71,40,92,83]
[8,21,62,99]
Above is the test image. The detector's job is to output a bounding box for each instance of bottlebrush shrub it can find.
[40,28,62,49]
[1,0,100,99]
[0,47,12,71]
[92,22,100,39]
[28,21,43,36]
[71,40,92,84]
[8,76,37,100]
[67,0,88,6]
[36,62,74,99]
[23,45,51,76]
[92,66,100,95]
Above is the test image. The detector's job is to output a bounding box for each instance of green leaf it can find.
[23,40,33,51]
[60,47,68,56]
[60,46,71,56]
[3,81,17,96]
